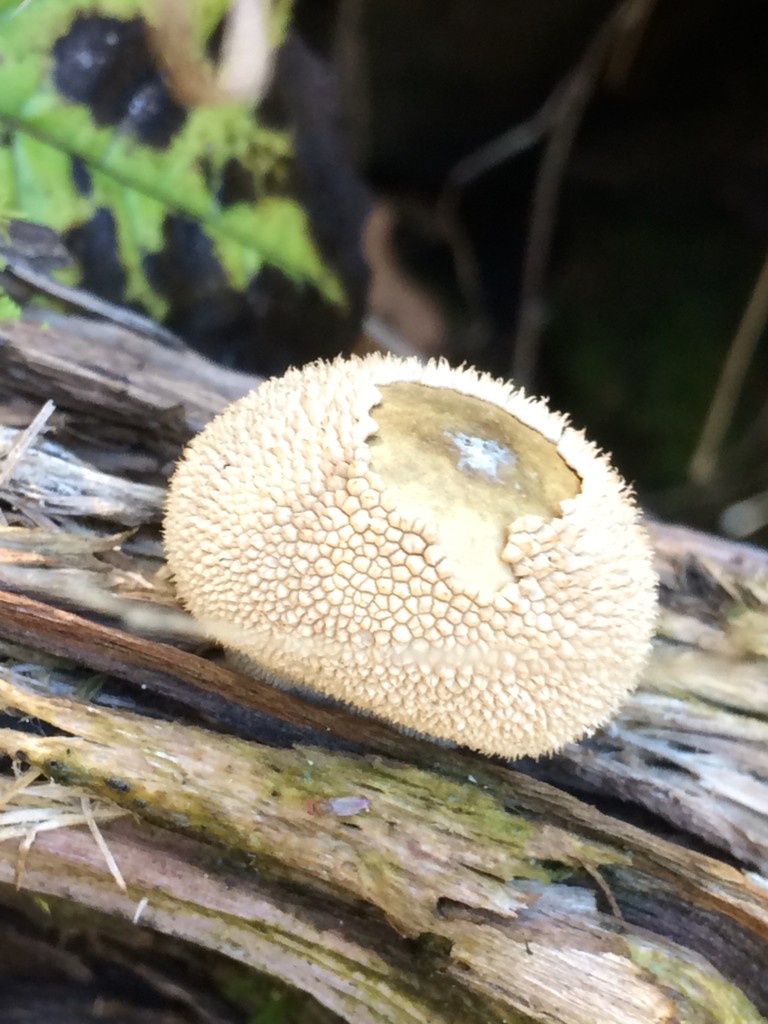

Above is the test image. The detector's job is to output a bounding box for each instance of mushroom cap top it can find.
[164,353,657,758]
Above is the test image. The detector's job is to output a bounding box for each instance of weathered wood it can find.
[0,315,767,1023]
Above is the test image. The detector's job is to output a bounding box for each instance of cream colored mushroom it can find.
[163,354,656,757]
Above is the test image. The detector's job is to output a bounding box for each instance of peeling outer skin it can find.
[164,354,658,759]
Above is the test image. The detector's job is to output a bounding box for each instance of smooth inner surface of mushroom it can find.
[367,382,582,592]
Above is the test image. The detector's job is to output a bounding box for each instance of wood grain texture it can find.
[0,314,766,1023]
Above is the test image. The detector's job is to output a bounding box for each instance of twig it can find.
[583,862,624,920]
[443,101,557,196]
[0,399,56,490]
[3,262,185,350]
[0,766,41,809]
[688,248,768,485]
[81,795,127,891]
[513,0,656,386]
[436,72,559,342]
[0,590,416,756]
[605,0,660,87]
[436,0,658,387]
[511,57,599,385]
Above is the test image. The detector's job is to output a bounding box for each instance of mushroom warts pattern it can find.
[163,354,657,758]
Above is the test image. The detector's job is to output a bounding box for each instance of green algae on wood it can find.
[0,673,568,936]
[628,938,768,1024]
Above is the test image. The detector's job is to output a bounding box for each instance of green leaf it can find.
[0,0,343,322]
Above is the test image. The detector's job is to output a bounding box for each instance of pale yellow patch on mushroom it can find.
[369,381,580,592]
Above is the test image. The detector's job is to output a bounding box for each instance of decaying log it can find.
[0,315,767,1023]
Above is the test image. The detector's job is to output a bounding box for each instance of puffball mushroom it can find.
[164,354,656,758]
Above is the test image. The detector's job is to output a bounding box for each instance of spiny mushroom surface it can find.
[164,354,657,758]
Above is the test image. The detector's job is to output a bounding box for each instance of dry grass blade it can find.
[0,770,128,890]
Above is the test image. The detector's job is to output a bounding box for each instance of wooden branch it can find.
[0,316,260,436]
[0,314,767,1022]
[1,678,767,1024]
[0,820,476,1024]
